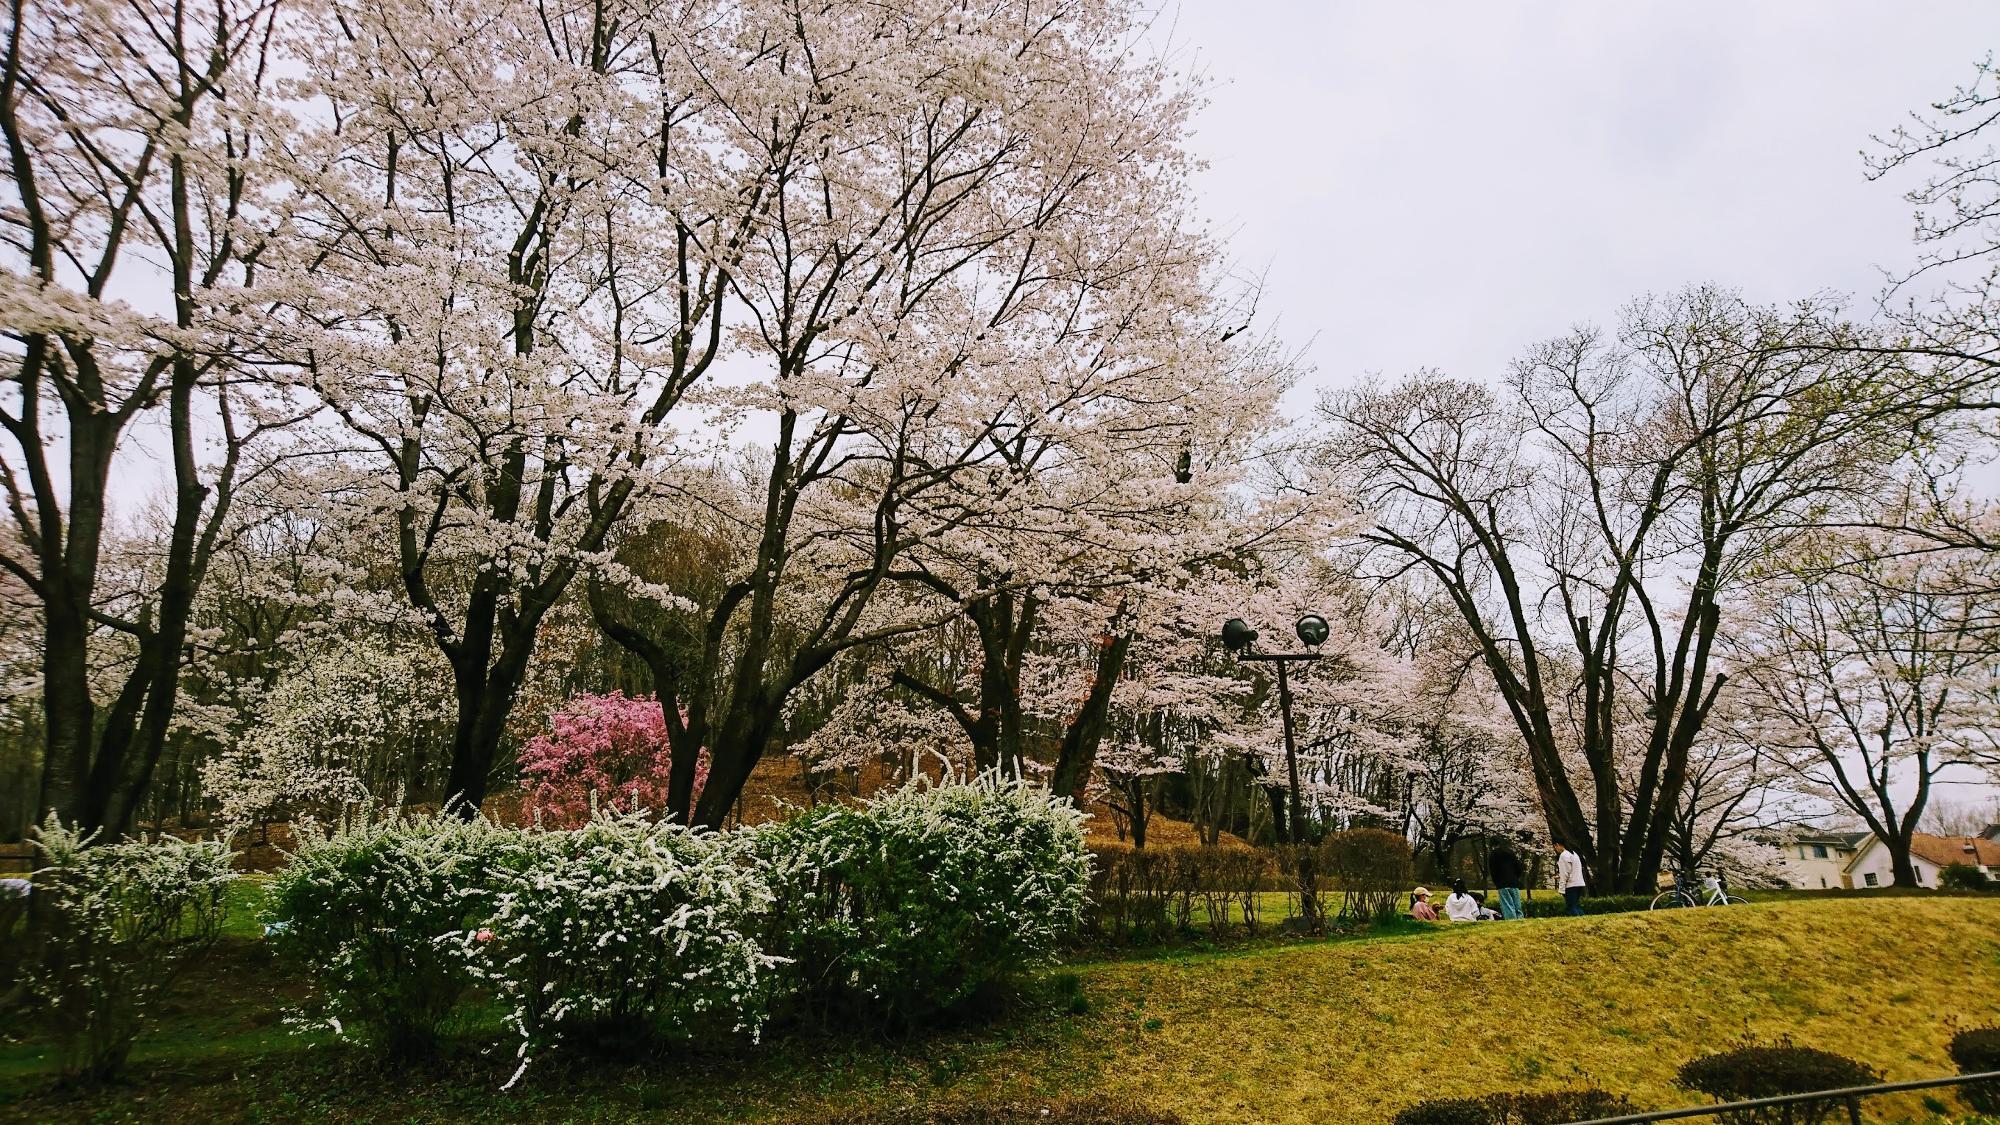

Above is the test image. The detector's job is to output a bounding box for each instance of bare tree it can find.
[1731,534,2000,886]
[1322,287,1927,892]
[1921,795,2000,837]
[1869,52,2000,376]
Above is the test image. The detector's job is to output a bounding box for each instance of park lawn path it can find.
[1051,896,2000,1123]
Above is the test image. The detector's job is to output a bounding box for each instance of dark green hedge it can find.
[1519,893,1656,917]
[1393,1090,1634,1124]
[1949,1026,2000,1114]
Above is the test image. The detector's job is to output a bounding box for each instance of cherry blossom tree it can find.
[1660,720,1788,881]
[1,0,304,835]
[1392,650,1535,871]
[257,0,773,811]
[570,0,1252,829]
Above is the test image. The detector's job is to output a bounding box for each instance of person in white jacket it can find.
[1443,879,1495,922]
[1556,840,1587,916]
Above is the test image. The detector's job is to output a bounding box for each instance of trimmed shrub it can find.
[1393,1090,1633,1125]
[815,1094,1184,1123]
[267,811,523,1057]
[1940,863,1993,892]
[469,813,782,1085]
[1950,1027,2000,1114]
[1085,843,1176,942]
[1394,1096,1494,1125]
[25,816,234,1085]
[1508,1090,1635,1123]
[1521,893,1654,918]
[1677,1041,1880,1125]
[758,772,1089,1027]
[1322,828,1414,921]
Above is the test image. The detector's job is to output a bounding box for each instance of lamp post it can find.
[1221,613,1329,844]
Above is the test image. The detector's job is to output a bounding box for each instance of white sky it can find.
[1161,1,2000,414]
[1156,3,2000,811]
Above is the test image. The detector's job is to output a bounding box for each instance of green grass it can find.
[2,896,1995,1123]
[222,875,270,938]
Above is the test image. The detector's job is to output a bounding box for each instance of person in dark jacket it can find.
[1489,842,1526,920]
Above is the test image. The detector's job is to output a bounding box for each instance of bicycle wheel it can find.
[1719,895,1748,906]
[1650,889,1696,910]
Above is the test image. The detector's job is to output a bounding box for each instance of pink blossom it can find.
[517,692,709,828]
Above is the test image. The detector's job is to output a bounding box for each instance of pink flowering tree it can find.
[517,693,707,828]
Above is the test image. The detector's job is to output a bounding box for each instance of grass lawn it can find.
[2,895,1995,1123]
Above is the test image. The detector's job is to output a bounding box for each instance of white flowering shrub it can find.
[755,773,1090,1027]
[267,811,525,1057]
[202,638,450,834]
[468,813,784,1087]
[25,816,234,1085]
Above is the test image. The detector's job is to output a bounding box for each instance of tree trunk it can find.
[36,591,94,829]
[691,694,781,831]
[887,587,1035,778]
[1262,784,1290,845]
[1048,631,1132,801]
[441,606,542,812]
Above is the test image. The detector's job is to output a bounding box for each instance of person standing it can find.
[1489,842,1526,920]
[1556,840,1587,917]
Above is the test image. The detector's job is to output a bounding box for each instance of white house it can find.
[1843,832,2000,888]
[1772,831,1868,889]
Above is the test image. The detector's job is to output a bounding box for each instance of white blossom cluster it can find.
[25,816,236,1082]
[273,807,785,1086]
[203,638,452,832]
[267,811,520,1053]
[465,815,784,1089]
[756,771,1090,1021]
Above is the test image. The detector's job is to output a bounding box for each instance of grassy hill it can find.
[1061,896,2000,1122]
[3,896,1995,1123]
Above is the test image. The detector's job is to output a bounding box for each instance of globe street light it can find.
[1221,613,1327,844]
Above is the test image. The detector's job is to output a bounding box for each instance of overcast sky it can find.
[1160,2,2000,413]
[1159,5,2000,810]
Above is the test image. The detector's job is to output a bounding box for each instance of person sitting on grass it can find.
[1444,878,1489,922]
[1410,887,1439,921]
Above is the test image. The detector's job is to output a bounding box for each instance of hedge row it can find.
[1085,830,1413,941]
[265,775,1089,1081]
[1393,1090,1632,1124]
[1519,893,1657,918]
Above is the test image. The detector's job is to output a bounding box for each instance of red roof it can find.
[1908,833,2000,868]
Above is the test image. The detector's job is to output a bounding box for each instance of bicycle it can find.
[1649,871,1747,910]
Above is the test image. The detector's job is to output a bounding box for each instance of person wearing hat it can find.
[1410,886,1439,922]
